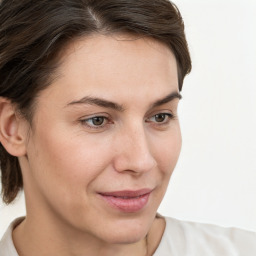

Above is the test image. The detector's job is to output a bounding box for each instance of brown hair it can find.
[0,0,191,204]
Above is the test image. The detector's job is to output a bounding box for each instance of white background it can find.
[1,0,256,238]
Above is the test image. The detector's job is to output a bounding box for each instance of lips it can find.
[98,189,152,213]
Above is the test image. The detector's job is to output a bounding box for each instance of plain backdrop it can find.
[1,0,256,238]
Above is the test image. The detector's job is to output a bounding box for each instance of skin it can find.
[6,34,182,256]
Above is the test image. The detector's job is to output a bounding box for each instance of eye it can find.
[80,116,109,128]
[146,113,174,124]
[90,116,105,126]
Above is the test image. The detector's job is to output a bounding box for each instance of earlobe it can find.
[0,98,27,157]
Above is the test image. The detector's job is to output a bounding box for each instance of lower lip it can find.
[99,193,150,213]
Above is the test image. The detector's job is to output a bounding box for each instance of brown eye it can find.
[91,117,105,126]
[146,113,174,124]
[154,114,166,122]
[81,116,109,128]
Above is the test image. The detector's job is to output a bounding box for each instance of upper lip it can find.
[99,188,153,198]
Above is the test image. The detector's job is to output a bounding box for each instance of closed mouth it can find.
[98,189,152,212]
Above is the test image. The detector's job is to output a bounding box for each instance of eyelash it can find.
[80,113,175,130]
[146,113,174,125]
[80,116,111,129]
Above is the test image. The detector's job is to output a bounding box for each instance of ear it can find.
[0,97,28,157]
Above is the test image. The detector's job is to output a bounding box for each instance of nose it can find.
[112,124,157,174]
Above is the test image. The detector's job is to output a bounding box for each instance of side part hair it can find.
[0,0,191,203]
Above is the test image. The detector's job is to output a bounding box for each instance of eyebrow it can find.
[66,91,181,111]
[67,96,125,111]
[151,91,182,108]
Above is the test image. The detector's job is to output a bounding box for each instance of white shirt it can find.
[154,217,256,256]
[1,216,256,255]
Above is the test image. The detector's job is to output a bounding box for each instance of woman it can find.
[0,0,255,255]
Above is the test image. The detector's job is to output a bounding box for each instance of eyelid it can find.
[78,110,176,131]
[145,112,175,125]
[79,114,112,129]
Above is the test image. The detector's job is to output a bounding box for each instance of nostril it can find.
[113,150,157,174]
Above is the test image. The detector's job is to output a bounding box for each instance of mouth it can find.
[98,189,152,213]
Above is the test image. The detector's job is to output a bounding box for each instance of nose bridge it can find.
[113,121,157,173]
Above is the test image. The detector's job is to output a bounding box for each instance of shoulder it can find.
[154,216,256,256]
[0,217,24,256]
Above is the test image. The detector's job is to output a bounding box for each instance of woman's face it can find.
[21,34,182,243]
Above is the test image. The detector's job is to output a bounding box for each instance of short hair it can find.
[0,0,191,204]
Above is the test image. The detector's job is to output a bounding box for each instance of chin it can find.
[105,230,147,245]
[99,218,151,245]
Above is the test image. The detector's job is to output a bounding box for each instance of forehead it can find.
[56,34,177,85]
[59,34,177,71]
[62,33,175,59]
[37,34,179,110]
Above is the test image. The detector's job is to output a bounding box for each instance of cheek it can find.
[25,133,114,229]
[155,132,181,200]
[154,126,182,174]
[27,125,115,197]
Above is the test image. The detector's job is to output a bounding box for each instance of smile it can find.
[98,189,152,213]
